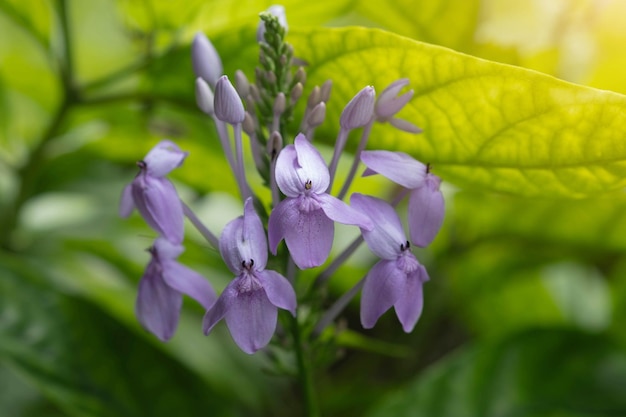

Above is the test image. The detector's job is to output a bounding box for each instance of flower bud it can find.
[340,86,375,129]
[274,92,286,115]
[307,102,326,128]
[191,32,223,87]
[195,77,214,115]
[214,75,245,124]
[234,70,250,97]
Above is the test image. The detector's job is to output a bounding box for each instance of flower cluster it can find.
[121,9,444,354]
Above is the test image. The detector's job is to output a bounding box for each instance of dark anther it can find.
[400,242,405,251]
[241,260,246,268]
[250,259,254,267]
[137,160,147,169]
[426,163,431,174]
[400,241,411,252]
[305,180,312,190]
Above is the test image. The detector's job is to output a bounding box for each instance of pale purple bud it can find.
[340,86,375,129]
[320,80,332,103]
[307,86,321,108]
[214,75,245,124]
[267,131,283,160]
[195,77,214,115]
[191,32,223,87]
[242,112,256,136]
[291,82,304,103]
[295,67,306,85]
[274,92,286,115]
[307,102,326,127]
[234,70,250,97]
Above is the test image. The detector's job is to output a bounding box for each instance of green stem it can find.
[290,314,319,417]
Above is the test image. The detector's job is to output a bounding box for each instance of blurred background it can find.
[2,0,626,416]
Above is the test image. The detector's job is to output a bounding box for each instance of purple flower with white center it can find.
[268,134,373,269]
[204,198,296,354]
[375,79,421,134]
[361,150,444,247]
[119,140,187,244]
[351,193,429,332]
[137,237,217,341]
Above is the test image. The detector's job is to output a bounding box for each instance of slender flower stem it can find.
[312,235,364,290]
[337,120,373,200]
[327,127,349,191]
[182,203,219,249]
[313,276,365,337]
[269,157,280,209]
[290,314,319,417]
[213,118,238,184]
[233,123,252,200]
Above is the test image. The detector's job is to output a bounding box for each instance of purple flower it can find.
[203,198,296,354]
[137,237,217,341]
[361,150,444,247]
[351,193,429,332]
[120,140,188,244]
[268,134,373,269]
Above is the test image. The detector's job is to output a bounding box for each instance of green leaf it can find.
[354,0,480,50]
[0,257,243,417]
[453,191,626,252]
[366,328,626,417]
[290,27,626,197]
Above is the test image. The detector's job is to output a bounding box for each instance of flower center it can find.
[304,179,312,190]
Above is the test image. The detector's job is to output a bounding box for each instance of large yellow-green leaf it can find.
[290,27,626,197]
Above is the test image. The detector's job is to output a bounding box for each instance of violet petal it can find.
[225,289,277,354]
[136,264,182,341]
[317,193,373,231]
[132,175,184,244]
[360,150,427,189]
[360,259,406,329]
[408,174,445,247]
[203,279,238,335]
[257,269,297,315]
[144,140,188,178]
[394,265,428,332]
[350,193,405,260]
[119,184,135,218]
[161,261,217,310]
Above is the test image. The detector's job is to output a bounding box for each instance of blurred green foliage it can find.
[2,0,626,416]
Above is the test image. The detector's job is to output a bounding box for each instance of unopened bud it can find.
[214,75,245,124]
[234,70,250,98]
[290,82,303,103]
[267,130,283,161]
[340,86,375,129]
[320,80,332,103]
[307,102,326,127]
[307,86,321,108]
[243,112,256,136]
[195,77,214,115]
[274,92,286,115]
[295,67,306,85]
[191,32,223,87]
